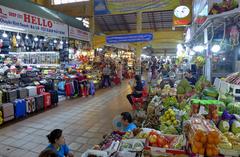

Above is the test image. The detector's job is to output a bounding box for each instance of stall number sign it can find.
[0,5,68,37]
[69,26,90,41]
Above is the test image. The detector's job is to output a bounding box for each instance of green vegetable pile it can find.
[177,79,192,95]
[162,96,178,108]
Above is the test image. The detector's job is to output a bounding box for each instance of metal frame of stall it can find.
[187,8,240,82]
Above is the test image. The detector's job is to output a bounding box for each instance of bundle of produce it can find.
[161,85,176,97]
[177,79,195,98]
[195,75,211,93]
[219,93,234,106]
[218,110,240,134]
[227,102,240,115]
[186,115,220,156]
[159,108,181,134]
[177,99,190,112]
[147,96,163,115]
[162,96,178,108]
[194,56,205,68]
[146,130,185,149]
[222,132,240,151]
[148,85,161,96]
[143,113,160,130]
[225,72,240,85]
[190,99,222,122]
[202,87,219,100]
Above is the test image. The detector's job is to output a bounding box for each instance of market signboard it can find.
[106,33,153,44]
[0,5,68,37]
[94,0,180,15]
[69,26,90,41]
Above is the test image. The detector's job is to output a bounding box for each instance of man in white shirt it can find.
[102,64,111,88]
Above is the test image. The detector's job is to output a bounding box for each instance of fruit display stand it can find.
[85,75,240,157]
[144,133,187,157]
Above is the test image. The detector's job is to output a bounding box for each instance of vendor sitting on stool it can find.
[126,75,143,106]
[121,112,137,132]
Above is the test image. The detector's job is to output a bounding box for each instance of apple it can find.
[149,135,158,144]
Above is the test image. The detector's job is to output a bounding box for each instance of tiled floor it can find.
[0,83,131,157]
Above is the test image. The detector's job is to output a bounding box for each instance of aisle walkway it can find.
[0,83,131,157]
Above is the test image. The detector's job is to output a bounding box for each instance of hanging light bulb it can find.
[53,39,57,43]
[25,34,29,39]
[43,38,47,42]
[60,40,63,44]
[2,32,8,38]
[193,45,204,52]
[34,37,39,42]
[66,41,68,44]
[211,44,221,53]
[16,33,21,40]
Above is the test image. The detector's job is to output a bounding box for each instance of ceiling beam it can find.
[97,20,172,26]
[152,12,157,31]
[147,13,152,30]
[112,16,121,31]
[121,15,130,32]
[101,16,111,32]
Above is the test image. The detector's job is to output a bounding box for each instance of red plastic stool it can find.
[132,97,144,110]
[113,75,121,85]
[131,87,148,111]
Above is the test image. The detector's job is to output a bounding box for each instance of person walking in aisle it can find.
[102,64,111,88]
[117,61,123,82]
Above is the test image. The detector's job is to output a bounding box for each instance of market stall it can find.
[82,74,240,157]
[0,4,101,126]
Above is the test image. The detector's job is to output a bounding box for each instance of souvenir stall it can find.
[0,4,94,125]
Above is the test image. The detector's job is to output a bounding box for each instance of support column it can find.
[90,0,95,49]
[135,12,142,75]
[204,28,211,81]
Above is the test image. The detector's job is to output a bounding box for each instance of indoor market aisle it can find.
[0,83,132,157]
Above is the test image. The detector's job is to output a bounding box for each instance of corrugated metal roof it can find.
[95,10,174,32]
[0,0,88,31]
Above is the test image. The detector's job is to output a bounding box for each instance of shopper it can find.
[39,149,58,157]
[185,69,197,85]
[126,75,143,105]
[45,129,74,157]
[102,64,111,88]
[117,61,123,81]
[121,112,137,132]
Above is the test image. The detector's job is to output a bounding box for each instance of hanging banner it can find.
[192,0,208,25]
[0,5,68,37]
[106,33,153,44]
[69,26,90,41]
[94,0,181,15]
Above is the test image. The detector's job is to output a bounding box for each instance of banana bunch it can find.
[195,56,205,68]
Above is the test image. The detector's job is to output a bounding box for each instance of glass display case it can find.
[9,51,60,67]
[211,49,235,78]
